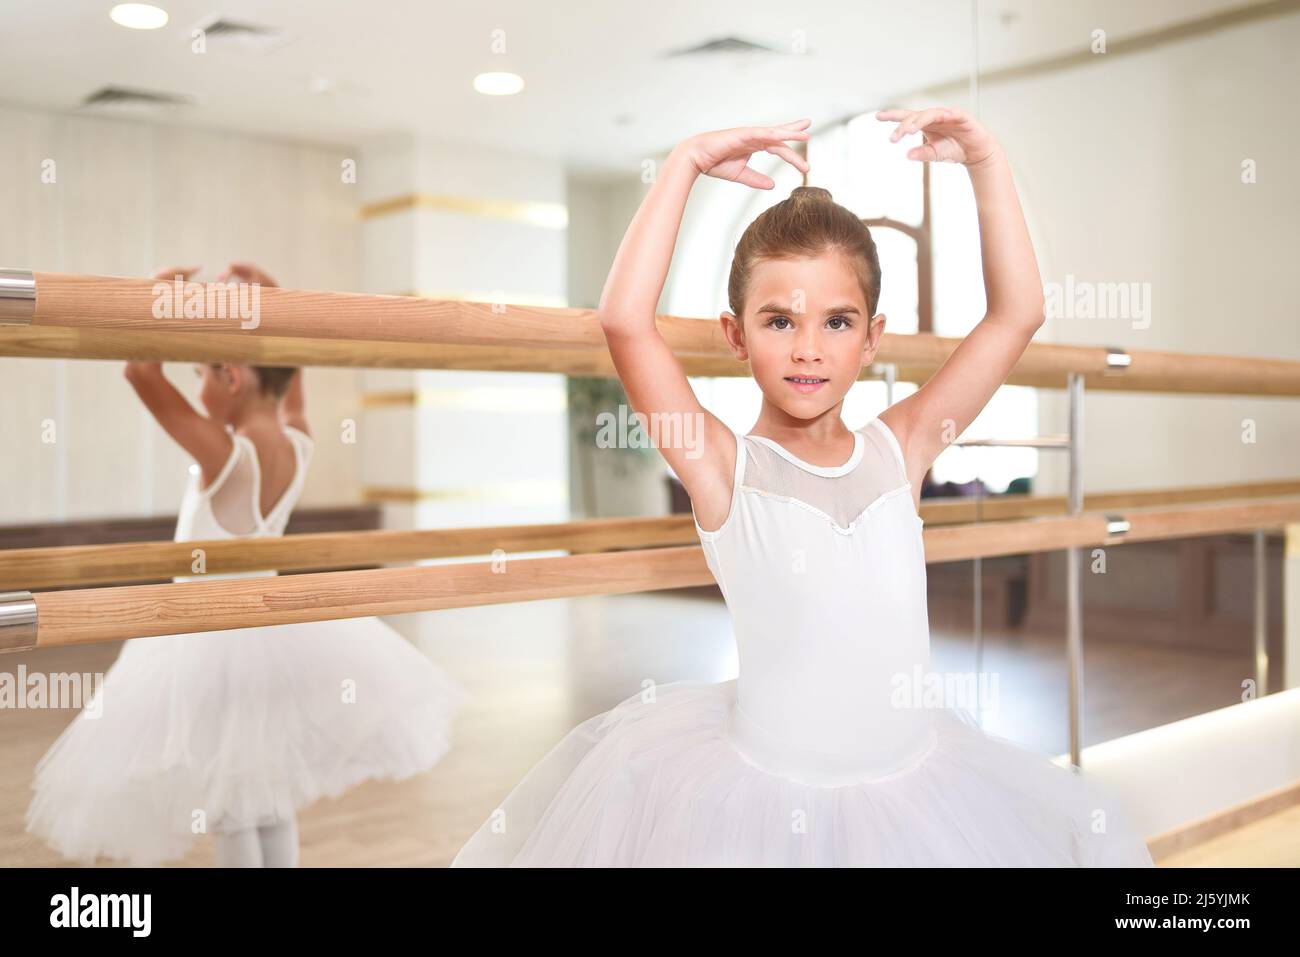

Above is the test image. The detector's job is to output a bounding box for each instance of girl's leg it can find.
[213,823,264,867]
[257,811,299,868]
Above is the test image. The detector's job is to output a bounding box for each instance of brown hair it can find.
[252,366,298,398]
[726,185,881,322]
[207,363,298,398]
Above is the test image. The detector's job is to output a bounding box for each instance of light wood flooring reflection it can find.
[0,587,1287,866]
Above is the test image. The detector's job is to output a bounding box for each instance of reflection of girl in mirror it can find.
[26,262,467,868]
[454,109,1153,866]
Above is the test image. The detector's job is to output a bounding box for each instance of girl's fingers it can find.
[892,107,944,141]
[894,108,935,139]
[906,144,941,163]
[757,126,810,142]
[735,126,807,143]
[733,165,776,190]
[765,144,809,173]
[878,106,968,123]
[153,265,201,279]
[731,131,805,157]
[881,107,976,142]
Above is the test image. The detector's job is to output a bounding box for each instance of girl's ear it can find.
[863,313,887,360]
[720,310,747,358]
[216,364,242,393]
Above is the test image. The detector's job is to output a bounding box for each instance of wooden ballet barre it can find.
[913,477,1300,525]
[4,545,713,650]
[3,496,1298,652]
[921,495,1300,564]
[0,515,701,591]
[1,479,1296,590]
[3,269,1300,394]
[0,326,742,377]
[2,270,725,354]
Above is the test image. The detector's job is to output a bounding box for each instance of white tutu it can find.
[27,616,467,866]
[452,680,1154,867]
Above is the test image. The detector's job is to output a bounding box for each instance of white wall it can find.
[356,136,570,534]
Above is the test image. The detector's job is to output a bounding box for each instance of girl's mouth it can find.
[785,376,827,394]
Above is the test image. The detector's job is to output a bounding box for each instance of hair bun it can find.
[789,185,834,205]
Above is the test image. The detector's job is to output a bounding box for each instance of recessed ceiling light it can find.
[473,72,524,96]
[109,3,169,30]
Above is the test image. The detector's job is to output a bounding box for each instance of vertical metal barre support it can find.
[1254,529,1269,696]
[968,0,983,724]
[1066,372,1085,768]
[972,434,984,726]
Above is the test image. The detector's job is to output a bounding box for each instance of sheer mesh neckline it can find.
[743,429,863,477]
[194,427,304,533]
[235,431,302,527]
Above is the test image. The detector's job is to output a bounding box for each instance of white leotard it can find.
[694,416,938,784]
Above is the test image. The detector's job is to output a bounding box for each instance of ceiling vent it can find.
[193,17,293,54]
[666,36,785,57]
[79,87,192,115]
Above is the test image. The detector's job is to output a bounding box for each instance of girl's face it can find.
[726,252,885,419]
[194,363,244,424]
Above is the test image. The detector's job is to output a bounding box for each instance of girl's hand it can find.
[875,107,1001,168]
[215,262,278,287]
[132,266,202,373]
[150,265,201,282]
[676,120,812,189]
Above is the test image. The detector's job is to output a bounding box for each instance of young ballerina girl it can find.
[26,262,467,867]
[453,108,1154,867]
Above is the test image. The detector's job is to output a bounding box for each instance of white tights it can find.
[213,812,299,867]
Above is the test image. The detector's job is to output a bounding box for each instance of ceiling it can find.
[0,0,1275,173]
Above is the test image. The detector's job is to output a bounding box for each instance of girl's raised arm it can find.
[598,121,810,526]
[127,266,233,486]
[123,359,233,487]
[873,108,1046,489]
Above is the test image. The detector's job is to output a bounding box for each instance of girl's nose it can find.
[791,334,823,362]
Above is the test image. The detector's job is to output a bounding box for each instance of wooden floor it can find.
[1,587,1293,867]
[1158,803,1300,867]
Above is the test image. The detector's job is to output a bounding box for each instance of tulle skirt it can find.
[452,679,1154,867]
[26,616,467,866]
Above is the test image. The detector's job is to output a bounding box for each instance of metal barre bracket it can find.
[1103,513,1132,540]
[0,268,35,325]
[0,590,37,652]
[1104,346,1131,373]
